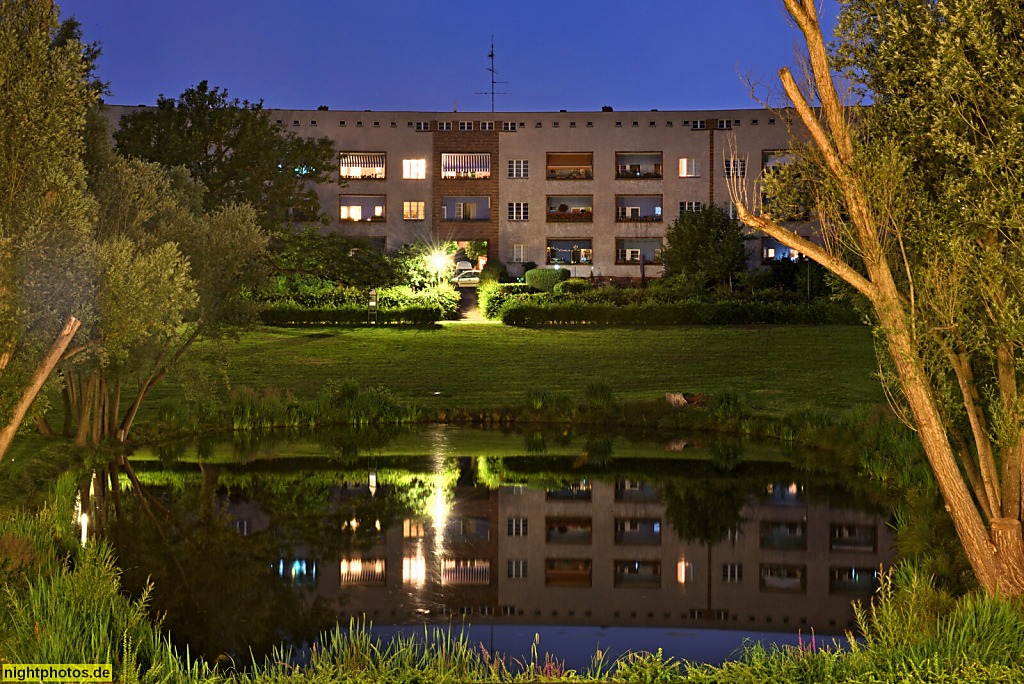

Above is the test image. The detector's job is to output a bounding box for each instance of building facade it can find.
[107,106,812,278]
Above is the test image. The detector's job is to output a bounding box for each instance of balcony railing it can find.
[547,167,593,180]
[441,561,490,585]
[546,210,593,222]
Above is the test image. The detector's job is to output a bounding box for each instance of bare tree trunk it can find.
[73,371,97,448]
[118,329,200,440]
[90,374,102,448]
[60,370,74,437]
[109,458,122,520]
[35,415,54,436]
[0,316,81,462]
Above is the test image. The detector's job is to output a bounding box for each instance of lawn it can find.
[146,324,884,418]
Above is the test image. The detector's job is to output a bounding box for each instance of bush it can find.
[525,267,570,292]
[259,303,444,325]
[478,282,534,320]
[480,260,508,284]
[553,278,591,295]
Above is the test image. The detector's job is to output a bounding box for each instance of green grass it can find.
[144,325,882,421]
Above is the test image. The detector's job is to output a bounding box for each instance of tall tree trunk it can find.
[0,316,81,462]
[107,379,120,437]
[73,371,97,448]
[60,370,74,437]
[35,415,54,436]
[109,458,122,520]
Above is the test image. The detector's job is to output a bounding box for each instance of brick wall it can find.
[432,123,501,260]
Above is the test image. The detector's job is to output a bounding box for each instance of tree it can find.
[0,0,97,461]
[661,205,749,289]
[57,156,268,445]
[112,81,339,234]
[731,0,1024,596]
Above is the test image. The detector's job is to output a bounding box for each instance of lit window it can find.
[403,159,426,179]
[441,153,490,179]
[403,201,425,220]
[677,560,695,584]
[679,158,701,178]
[508,202,529,221]
[340,153,385,179]
[767,248,776,258]
[403,556,426,585]
[340,206,362,221]
[403,519,425,537]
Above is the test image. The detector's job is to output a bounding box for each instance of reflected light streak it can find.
[403,554,426,585]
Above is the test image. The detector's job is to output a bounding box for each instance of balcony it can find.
[829,567,878,595]
[339,195,386,222]
[760,564,806,593]
[546,481,592,501]
[441,196,490,221]
[339,152,386,179]
[441,153,490,179]
[615,152,663,179]
[547,196,593,222]
[831,525,877,552]
[339,558,386,586]
[614,561,661,588]
[546,517,592,544]
[546,239,592,266]
[615,195,662,222]
[441,559,490,585]
[614,480,660,502]
[762,482,806,506]
[545,559,592,586]
[547,153,593,180]
[760,521,807,550]
[615,239,663,265]
[614,518,661,545]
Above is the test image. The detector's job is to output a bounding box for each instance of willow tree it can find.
[732,0,1024,595]
[0,0,96,461]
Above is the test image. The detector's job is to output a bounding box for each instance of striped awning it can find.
[441,153,490,177]
[341,152,385,169]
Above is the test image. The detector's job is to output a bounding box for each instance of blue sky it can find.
[59,0,840,113]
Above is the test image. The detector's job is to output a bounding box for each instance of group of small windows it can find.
[283,117,766,130]
[507,202,529,221]
[724,159,747,178]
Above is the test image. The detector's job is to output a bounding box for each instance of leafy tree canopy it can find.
[112,81,339,234]
[661,205,749,289]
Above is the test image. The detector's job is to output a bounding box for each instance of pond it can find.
[104,424,893,670]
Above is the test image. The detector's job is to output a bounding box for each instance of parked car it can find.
[451,270,481,285]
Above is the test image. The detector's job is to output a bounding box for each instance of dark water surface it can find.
[111,425,892,669]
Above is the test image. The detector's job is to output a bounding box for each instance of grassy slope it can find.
[151,324,883,417]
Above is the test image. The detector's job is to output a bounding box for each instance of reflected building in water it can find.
[246,473,892,635]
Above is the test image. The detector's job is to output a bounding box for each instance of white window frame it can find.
[403,201,425,220]
[724,159,747,178]
[507,517,528,536]
[438,121,452,131]
[459,121,473,131]
[481,121,494,131]
[402,159,426,179]
[508,202,528,221]
[679,158,701,178]
[691,120,706,130]
[725,201,739,220]
[513,244,527,262]
[680,201,703,213]
[502,121,517,131]
[414,121,429,131]
[508,559,528,578]
[508,159,529,178]
[723,563,743,582]
[718,119,733,130]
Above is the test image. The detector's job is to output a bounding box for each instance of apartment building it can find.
[107,106,812,278]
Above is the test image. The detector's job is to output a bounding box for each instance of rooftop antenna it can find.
[476,37,511,112]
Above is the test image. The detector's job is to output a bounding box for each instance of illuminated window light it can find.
[403,555,426,585]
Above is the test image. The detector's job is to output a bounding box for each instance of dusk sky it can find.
[59,0,840,113]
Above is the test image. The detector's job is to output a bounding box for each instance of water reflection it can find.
[113,425,892,664]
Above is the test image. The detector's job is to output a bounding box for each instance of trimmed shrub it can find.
[478,282,534,320]
[480,260,508,284]
[501,299,861,326]
[525,267,570,292]
[259,304,444,325]
[553,278,592,295]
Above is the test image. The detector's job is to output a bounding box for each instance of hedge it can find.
[500,299,862,326]
[260,304,445,326]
